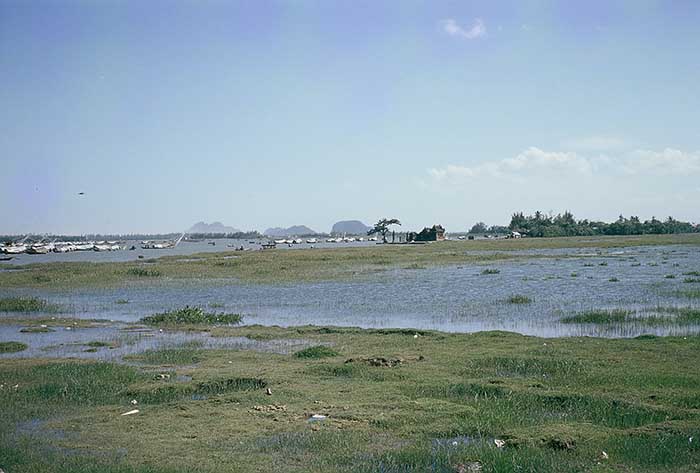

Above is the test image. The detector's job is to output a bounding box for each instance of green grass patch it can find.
[507,294,532,304]
[683,277,700,283]
[125,267,162,277]
[293,345,339,359]
[140,306,242,326]
[1,327,700,472]
[675,288,700,299]
[128,342,204,365]
[0,341,28,353]
[480,268,500,275]
[561,309,633,324]
[0,296,59,313]
[562,307,700,326]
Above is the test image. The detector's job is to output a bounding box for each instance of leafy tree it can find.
[368,218,401,243]
[468,222,488,234]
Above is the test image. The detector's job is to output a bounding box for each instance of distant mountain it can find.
[264,225,317,237]
[331,220,371,235]
[188,221,241,234]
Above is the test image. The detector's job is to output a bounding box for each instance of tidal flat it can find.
[1,234,700,472]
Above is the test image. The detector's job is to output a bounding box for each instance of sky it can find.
[1,0,699,235]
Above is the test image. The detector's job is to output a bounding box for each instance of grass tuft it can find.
[0,341,28,353]
[293,345,339,359]
[480,268,500,275]
[130,342,204,365]
[507,294,532,304]
[140,306,242,325]
[126,267,162,277]
[0,296,59,313]
[561,309,633,324]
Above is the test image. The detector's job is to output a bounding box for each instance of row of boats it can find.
[1,240,123,255]
[273,236,377,245]
[1,233,187,255]
[1,232,374,256]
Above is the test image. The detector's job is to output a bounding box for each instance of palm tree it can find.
[368,218,401,243]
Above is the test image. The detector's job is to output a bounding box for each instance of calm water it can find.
[2,244,700,359]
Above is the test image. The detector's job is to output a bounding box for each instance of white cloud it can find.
[428,147,700,187]
[623,148,700,175]
[428,147,594,184]
[441,18,486,40]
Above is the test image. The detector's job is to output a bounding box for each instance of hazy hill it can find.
[264,225,317,237]
[331,220,371,235]
[189,221,241,234]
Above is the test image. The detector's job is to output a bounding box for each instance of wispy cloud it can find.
[426,147,700,186]
[623,148,700,175]
[441,18,486,40]
[428,147,594,184]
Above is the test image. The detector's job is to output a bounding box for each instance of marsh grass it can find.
[665,274,676,279]
[561,309,633,324]
[683,271,700,276]
[675,288,700,299]
[0,341,27,353]
[293,345,339,359]
[125,267,161,278]
[480,268,500,275]
[562,307,700,326]
[0,296,59,313]
[467,356,587,378]
[129,341,204,365]
[4,234,700,289]
[140,306,242,326]
[2,328,700,472]
[684,277,700,283]
[506,295,532,304]
[609,277,620,282]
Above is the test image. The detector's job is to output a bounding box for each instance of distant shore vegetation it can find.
[508,211,699,238]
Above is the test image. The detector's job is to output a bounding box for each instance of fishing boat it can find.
[2,244,27,254]
[26,245,50,254]
[53,244,76,253]
[141,233,185,250]
[306,238,318,244]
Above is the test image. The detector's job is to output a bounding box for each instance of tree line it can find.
[507,211,699,237]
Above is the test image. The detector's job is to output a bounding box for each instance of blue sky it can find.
[1,1,699,234]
